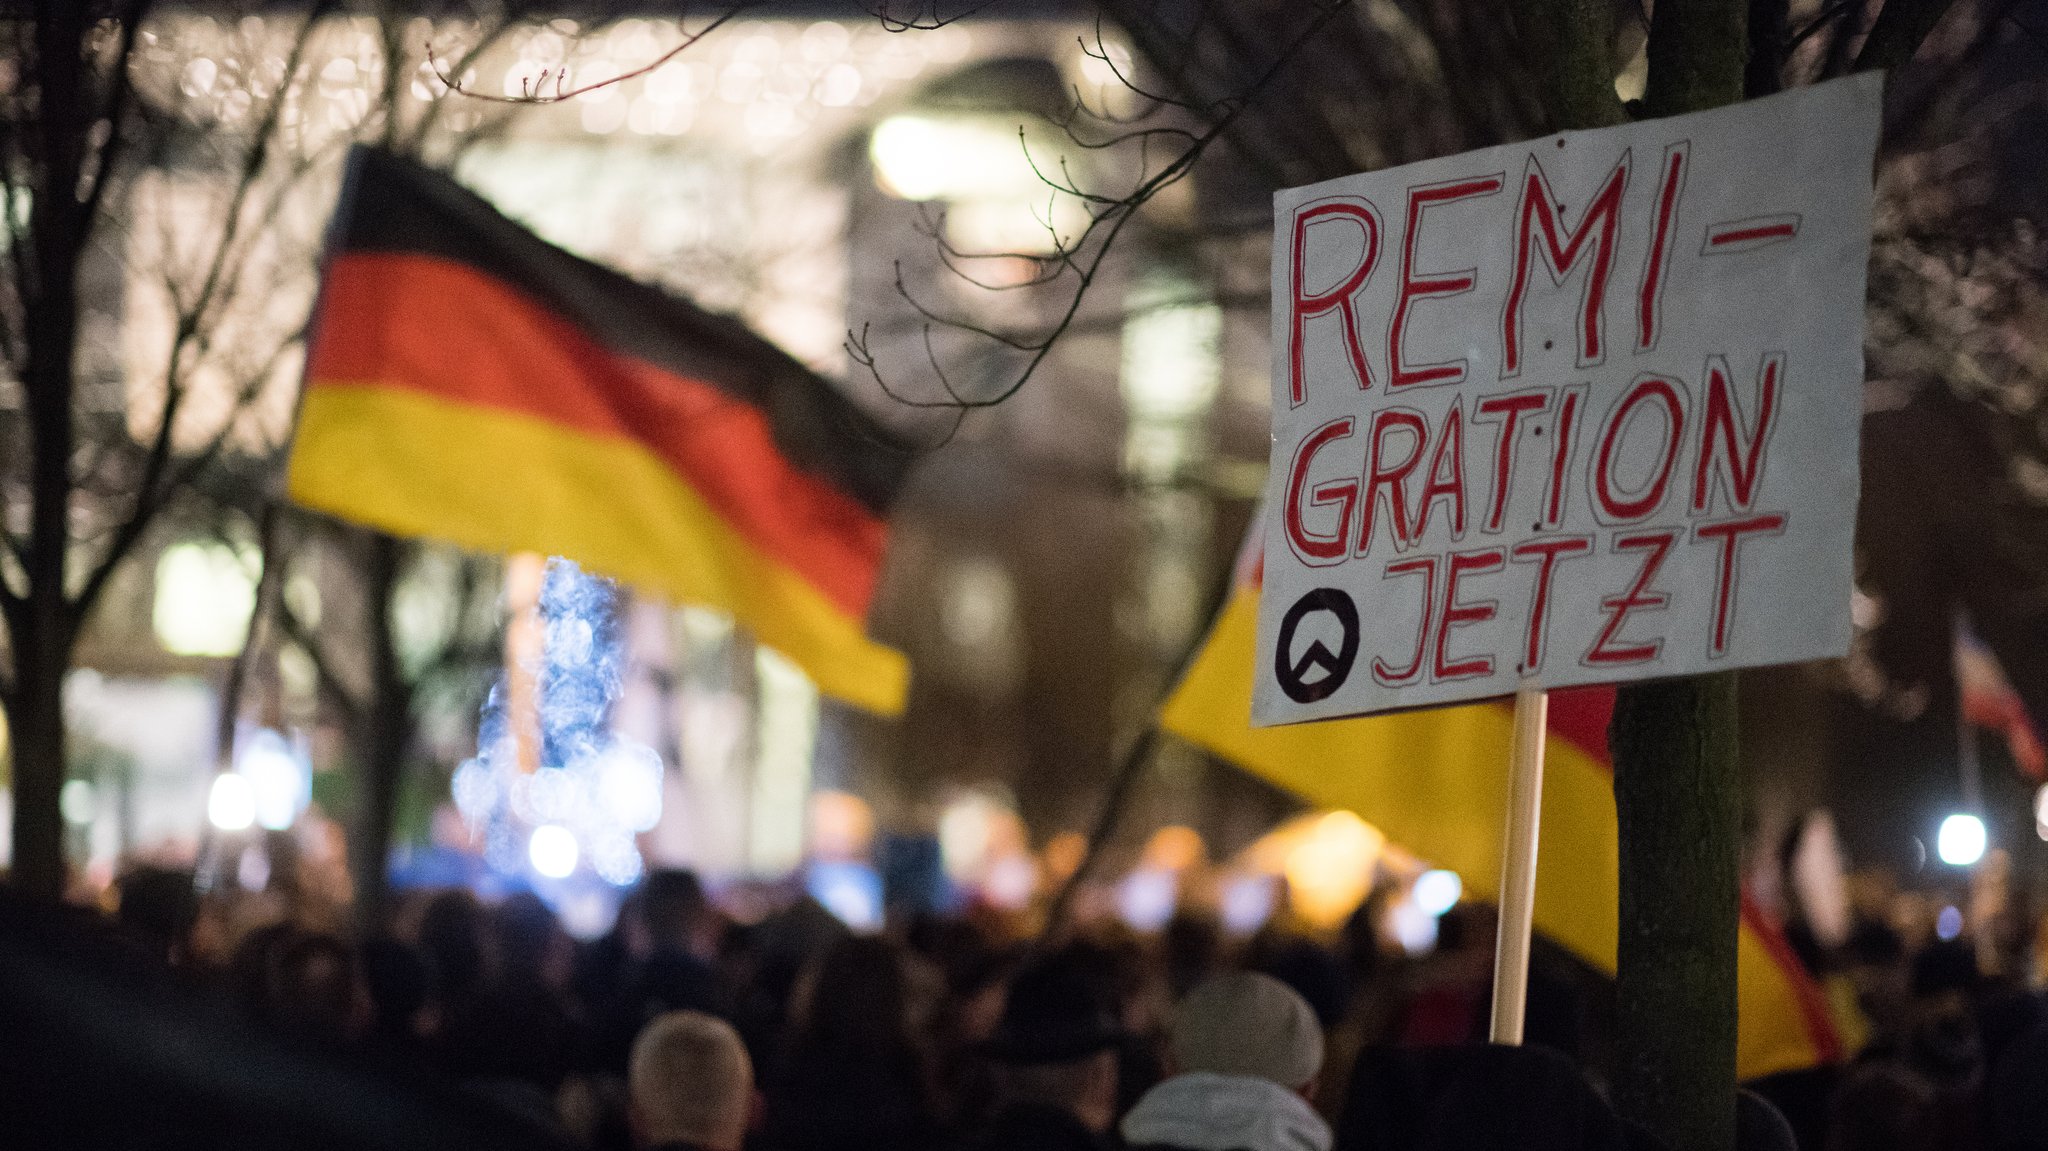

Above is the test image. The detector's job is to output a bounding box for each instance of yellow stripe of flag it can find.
[290,385,909,715]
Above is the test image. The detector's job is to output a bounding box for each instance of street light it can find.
[207,773,256,832]
[238,729,306,832]
[1936,813,1987,867]
[528,824,579,879]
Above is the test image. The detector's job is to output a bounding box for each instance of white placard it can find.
[1255,75,1882,726]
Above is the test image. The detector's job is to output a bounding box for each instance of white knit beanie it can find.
[1169,971,1326,1089]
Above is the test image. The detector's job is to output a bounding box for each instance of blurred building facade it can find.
[4,1,2042,930]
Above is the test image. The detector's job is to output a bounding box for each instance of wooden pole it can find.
[1490,683,1549,1044]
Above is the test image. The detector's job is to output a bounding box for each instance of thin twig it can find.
[866,0,995,33]
[428,4,754,104]
[1786,0,1860,55]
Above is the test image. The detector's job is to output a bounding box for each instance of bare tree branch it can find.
[75,0,151,236]
[404,8,528,151]
[1856,0,1962,71]
[849,0,1357,420]
[275,575,365,726]
[0,528,28,605]
[1787,0,1861,54]
[67,5,336,624]
[865,1,995,33]
[428,3,755,104]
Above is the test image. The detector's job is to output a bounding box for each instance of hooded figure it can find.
[1122,971,1333,1151]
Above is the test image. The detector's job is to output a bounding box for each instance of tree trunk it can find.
[6,623,72,899]
[347,531,411,931]
[7,5,91,901]
[1645,0,1750,116]
[1610,674,1742,1151]
[11,296,81,897]
[1521,1,1748,1145]
[1608,5,1749,1151]
[1517,0,1627,130]
[1747,0,1789,98]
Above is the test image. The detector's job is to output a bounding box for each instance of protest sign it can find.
[1255,74,1883,727]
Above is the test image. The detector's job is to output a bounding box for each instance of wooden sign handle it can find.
[1490,682,1549,1044]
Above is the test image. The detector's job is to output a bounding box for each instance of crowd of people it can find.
[6,861,2048,1151]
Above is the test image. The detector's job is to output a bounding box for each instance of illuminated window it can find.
[751,646,818,876]
[1120,269,1221,485]
[869,112,1089,254]
[1121,274,1222,422]
[153,541,258,658]
[941,556,1022,693]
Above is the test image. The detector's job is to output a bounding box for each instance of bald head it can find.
[629,1012,754,1151]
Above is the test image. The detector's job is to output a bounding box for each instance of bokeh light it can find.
[808,790,876,861]
[1221,873,1279,937]
[1141,825,1205,872]
[153,541,257,658]
[1116,867,1179,933]
[528,824,579,879]
[1390,899,1440,955]
[60,780,96,826]
[237,728,306,832]
[1413,869,1462,917]
[1284,811,1384,930]
[1935,905,1964,941]
[807,859,883,931]
[207,773,256,832]
[1937,813,1987,866]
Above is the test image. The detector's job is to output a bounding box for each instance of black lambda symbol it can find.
[1274,588,1360,704]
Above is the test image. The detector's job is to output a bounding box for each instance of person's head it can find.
[1987,1020,2048,1151]
[1162,913,1223,1001]
[417,889,487,996]
[629,1011,755,1151]
[493,892,572,988]
[115,866,200,964]
[1252,941,1352,1032]
[1825,1063,1935,1151]
[1170,970,1325,1094]
[936,933,1016,1048]
[1342,888,1394,977]
[360,935,430,1040]
[1057,934,1168,1040]
[985,952,1127,1133]
[641,869,708,956]
[1841,915,1908,1023]
[1434,903,1498,955]
[998,1052,1122,1135]
[267,931,361,1039]
[1737,1088,1799,1151]
[793,934,915,1063]
[1909,938,1981,1002]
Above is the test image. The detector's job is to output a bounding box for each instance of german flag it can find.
[1161,523,1847,1080]
[290,147,912,715]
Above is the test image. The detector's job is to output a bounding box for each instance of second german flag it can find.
[1161,528,1846,1081]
